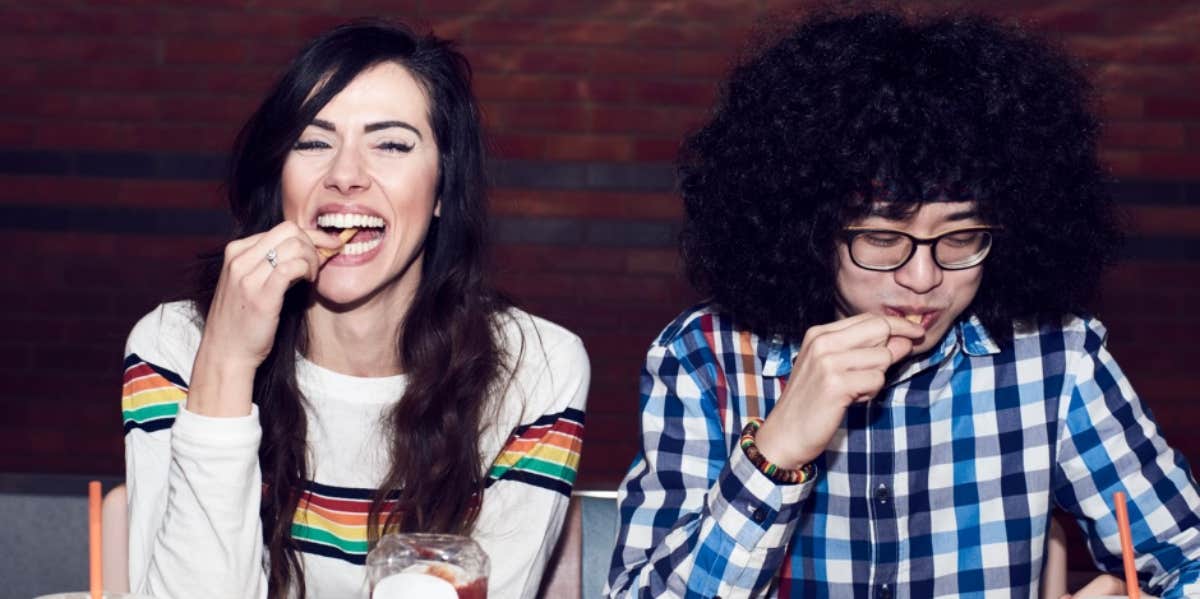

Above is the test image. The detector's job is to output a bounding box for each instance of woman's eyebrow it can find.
[307,119,423,140]
[364,120,422,139]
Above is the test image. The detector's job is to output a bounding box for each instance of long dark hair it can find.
[193,19,506,598]
[678,10,1121,343]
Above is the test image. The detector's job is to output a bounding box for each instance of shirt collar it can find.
[764,334,794,378]
[958,312,1001,357]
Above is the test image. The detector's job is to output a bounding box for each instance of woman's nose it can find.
[323,146,371,194]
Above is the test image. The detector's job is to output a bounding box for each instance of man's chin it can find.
[909,326,948,355]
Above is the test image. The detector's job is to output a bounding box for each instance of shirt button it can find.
[875,483,890,504]
[878,583,891,599]
[751,506,767,522]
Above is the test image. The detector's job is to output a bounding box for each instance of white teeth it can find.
[316,213,384,229]
[341,236,383,256]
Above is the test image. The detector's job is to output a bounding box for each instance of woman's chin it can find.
[313,277,375,310]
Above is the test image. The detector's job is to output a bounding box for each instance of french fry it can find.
[319,228,358,259]
[904,314,922,324]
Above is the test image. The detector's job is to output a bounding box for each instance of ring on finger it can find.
[265,248,279,269]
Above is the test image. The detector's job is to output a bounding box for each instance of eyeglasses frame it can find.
[840,225,1002,272]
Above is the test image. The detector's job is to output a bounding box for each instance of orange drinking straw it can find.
[1113,491,1140,599]
[89,480,102,599]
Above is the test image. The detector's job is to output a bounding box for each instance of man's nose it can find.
[893,244,942,293]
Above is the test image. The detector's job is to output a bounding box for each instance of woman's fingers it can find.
[235,223,340,287]
[267,235,321,279]
[231,222,341,267]
[263,252,318,298]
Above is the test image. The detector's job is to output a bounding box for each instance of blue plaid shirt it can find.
[606,303,1200,598]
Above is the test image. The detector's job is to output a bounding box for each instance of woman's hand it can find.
[187,222,343,417]
[755,313,925,469]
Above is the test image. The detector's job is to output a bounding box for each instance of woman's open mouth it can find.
[316,213,386,257]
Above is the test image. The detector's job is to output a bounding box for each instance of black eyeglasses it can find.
[841,226,999,271]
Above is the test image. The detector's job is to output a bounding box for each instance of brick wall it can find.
[2,2,1198,562]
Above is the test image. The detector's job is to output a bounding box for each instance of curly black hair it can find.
[678,9,1122,344]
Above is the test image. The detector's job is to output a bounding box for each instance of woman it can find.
[121,20,589,599]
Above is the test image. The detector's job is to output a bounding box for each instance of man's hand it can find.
[754,313,925,469]
[1061,573,1156,598]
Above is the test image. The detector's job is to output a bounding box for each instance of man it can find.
[606,10,1200,598]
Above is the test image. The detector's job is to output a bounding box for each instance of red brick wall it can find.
[2,0,1198,526]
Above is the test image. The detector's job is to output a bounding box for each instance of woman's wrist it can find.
[188,346,257,417]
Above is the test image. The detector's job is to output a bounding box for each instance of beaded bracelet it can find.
[739,418,816,485]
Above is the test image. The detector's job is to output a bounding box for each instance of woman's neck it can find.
[304,281,416,377]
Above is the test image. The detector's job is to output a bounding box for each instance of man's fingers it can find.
[880,315,926,340]
[1071,574,1125,598]
[884,335,915,364]
[845,369,887,402]
[815,315,924,353]
[828,346,895,372]
[811,312,877,335]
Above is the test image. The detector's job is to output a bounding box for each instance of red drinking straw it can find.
[1113,491,1140,599]
[89,480,102,599]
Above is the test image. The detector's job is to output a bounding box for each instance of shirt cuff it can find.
[706,444,815,550]
[172,403,262,458]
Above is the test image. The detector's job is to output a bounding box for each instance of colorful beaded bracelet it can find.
[739,418,816,485]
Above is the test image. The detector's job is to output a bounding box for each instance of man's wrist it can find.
[753,418,816,470]
[740,418,817,485]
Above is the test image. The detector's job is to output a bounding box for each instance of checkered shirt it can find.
[605,303,1200,598]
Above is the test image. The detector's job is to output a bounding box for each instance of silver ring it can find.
[265,248,278,269]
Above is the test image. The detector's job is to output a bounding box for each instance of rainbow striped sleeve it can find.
[291,481,400,565]
[486,408,585,497]
[122,353,187,434]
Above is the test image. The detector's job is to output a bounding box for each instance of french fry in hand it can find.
[318,228,358,259]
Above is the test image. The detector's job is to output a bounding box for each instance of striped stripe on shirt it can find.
[122,353,185,434]
[487,407,585,496]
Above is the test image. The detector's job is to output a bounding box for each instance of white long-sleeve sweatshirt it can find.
[121,301,590,599]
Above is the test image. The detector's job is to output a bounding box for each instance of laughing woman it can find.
[121,20,589,599]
